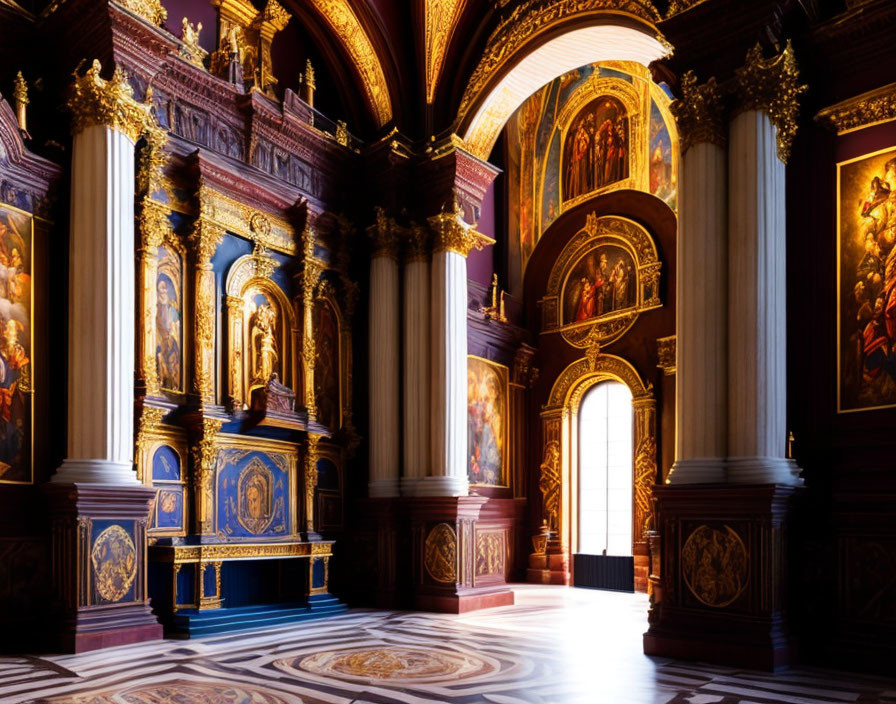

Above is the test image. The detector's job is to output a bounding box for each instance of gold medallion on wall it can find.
[90,525,138,603]
[681,524,748,608]
[424,523,457,584]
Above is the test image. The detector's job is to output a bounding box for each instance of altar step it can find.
[164,595,348,638]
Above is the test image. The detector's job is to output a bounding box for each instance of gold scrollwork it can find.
[424,523,457,583]
[538,441,561,533]
[191,417,224,535]
[304,433,322,534]
[67,60,155,143]
[682,524,749,608]
[135,406,166,481]
[475,531,505,577]
[115,0,167,25]
[91,524,138,603]
[428,201,495,257]
[734,41,807,164]
[180,18,208,68]
[815,82,896,135]
[190,219,225,404]
[424,0,464,104]
[671,71,726,155]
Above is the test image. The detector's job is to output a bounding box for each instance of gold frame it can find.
[141,434,190,538]
[313,291,344,432]
[467,354,509,488]
[0,201,36,485]
[836,145,896,413]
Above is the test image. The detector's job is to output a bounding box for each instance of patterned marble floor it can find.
[2,586,895,704]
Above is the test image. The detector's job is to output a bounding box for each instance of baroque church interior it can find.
[1,0,896,701]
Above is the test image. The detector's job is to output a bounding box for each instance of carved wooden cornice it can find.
[670,71,725,154]
[815,82,896,135]
[733,41,807,163]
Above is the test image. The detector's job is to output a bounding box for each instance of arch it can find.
[540,352,656,581]
[457,3,670,160]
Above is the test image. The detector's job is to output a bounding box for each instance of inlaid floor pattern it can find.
[2,586,895,704]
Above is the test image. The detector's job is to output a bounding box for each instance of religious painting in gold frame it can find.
[0,203,33,484]
[155,244,185,393]
[467,356,508,487]
[837,146,896,413]
[314,295,341,432]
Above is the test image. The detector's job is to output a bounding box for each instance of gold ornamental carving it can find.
[458,0,663,122]
[91,524,138,603]
[192,417,224,534]
[538,441,561,532]
[180,17,208,69]
[428,201,495,257]
[424,0,464,104]
[815,82,896,135]
[135,405,166,481]
[734,41,807,163]
[665,0,709,17]
[670,71,725,154]
[67,60,155,143]
[682,524,748,608]
[13,71,28,133]
[475,531,505,577]
[656,335,676,375]
[190,219,225,404]
[304,434,322,534]
[307,0,392,127]
[114,0,167,25]
[423,523,457,583]
[632,427,655,538]
[367,207,401,260]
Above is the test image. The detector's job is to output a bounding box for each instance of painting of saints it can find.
[562,96,628,202]
[649,101,677,210]
[838,147,896,411]
[155,247,182,391]
[249,293,279,388]
[0,206,31,484]
[314,300,340,430]
[564,245,636,325]
[467,358,507,486]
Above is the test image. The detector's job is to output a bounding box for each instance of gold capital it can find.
[734,41,807,163]
[405,224,430,262]
[67,60,155,143]
[367,207,401,260]
[670,71,725,155]
[190,218,225,265]
[428,201,494,257]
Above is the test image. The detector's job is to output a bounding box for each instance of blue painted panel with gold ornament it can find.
[154,486,184,530]
[216,449,291,539]
[90,520,138,605]
[152,445,181,482]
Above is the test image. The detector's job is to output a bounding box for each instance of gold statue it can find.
[481,272,507,322]
[12,72,29,137]
[250,302,278,387]
[180,17,208,68]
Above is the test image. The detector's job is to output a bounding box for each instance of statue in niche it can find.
[250,297,278,387]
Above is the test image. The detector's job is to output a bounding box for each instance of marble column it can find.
[54,63,153,485]
[419,205,492,497]
[401,226,431,496]
[668,73,729,484]
[367,209,401,498]
[727,43,805,485]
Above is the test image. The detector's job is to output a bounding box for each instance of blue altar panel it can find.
[154,486,184,530]
[152,445,182,481]
[216,449,291,539]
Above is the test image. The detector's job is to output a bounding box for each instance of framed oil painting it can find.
[837,146,896,413]
[563,244,637,325]
[467,356,508,487]
[562,95,629,203]
[0,204,32,484]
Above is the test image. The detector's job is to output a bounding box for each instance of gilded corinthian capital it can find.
[428,201,494,257]
[367,207,401,260]
[67,60,154,143]
[670,71,725,155]
[734,41,807,163]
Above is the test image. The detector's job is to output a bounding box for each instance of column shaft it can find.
[368,255,401,497]
[670,141,728,484]
[55,125,139,484]
[727,110,800,484]
[402,258,430,495]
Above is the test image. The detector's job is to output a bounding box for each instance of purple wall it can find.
[467,181,496,287]
[163,0,218,53]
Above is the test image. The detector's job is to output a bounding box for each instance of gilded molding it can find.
[670,71,725,154]
[458,0,663,121]
[304,433,322,534]
[190,219,225,404]
[367,207,401,260]
[136,119,169,199]
[425,0,464,104]
[307,0,393,127]
[665,0,708,17]
[656,335,676,375]
[815,82,896,135]
[135,406,166,481]
[734,41,807,163]
[114,0,167,26]
[192,417,224,535]
[67,60,155,142]
[428,201,495,257]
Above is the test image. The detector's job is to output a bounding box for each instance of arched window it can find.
[578,380,633,557]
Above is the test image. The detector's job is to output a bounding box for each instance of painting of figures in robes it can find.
[156,246,183,392]
[649,100,677,211]
[467,357,507,487]
[562,95,629,202]
[0,205,31,484]
[563,244,636,325]
[838,146,896,412]
[314,300,340,431]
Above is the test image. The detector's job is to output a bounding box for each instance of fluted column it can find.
[668,74,729,484]
[54,61,154,484]
[727,43,805,485]
[401,226,431,496]
[368,209,401,498]
[419,205,493,497]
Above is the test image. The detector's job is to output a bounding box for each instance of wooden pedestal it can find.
[44,484,163,653]
[643,484,798,671]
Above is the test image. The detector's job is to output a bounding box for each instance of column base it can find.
[414,475,469,497]
[368,478,401,498]
[52,459,141,485]
[527,539,570,584]
[43,483,162,653]
[667,458,727,484]
[727,457,802,485]
[400,477,421,497]
[414,588,514,614]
